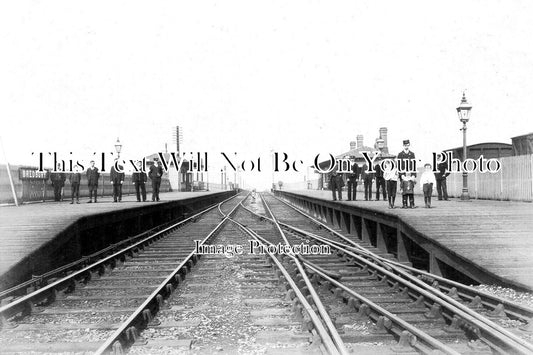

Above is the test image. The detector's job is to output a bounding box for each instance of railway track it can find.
[1,190,532,354]
[236,192,533,354]
[0,194,247,353]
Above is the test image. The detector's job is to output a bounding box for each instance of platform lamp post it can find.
[456,92,472,201]
[114,137,122,159]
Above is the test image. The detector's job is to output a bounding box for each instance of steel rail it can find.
[94,193,244,354]
[0,193,240,328]
[240,201,463,354]
[257,194,350,355]
[270,194,533,351]
[251,194,533,354]
[274,193,533,321]
[228,217,339,355]
[282,224,533,354]
[0,220,181,300]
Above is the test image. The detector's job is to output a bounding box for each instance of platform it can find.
[0,190,233,290]
[276,190,533,291]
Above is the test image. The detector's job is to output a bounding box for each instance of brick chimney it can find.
[379,127,388,153]
[356,135,364,149]
[350,141,356,151]
[379,127,388,147]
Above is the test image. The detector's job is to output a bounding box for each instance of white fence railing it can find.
[446,154,533,202]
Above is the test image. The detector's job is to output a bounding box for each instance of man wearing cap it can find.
[361,163,374,201]
[86,160,100,203]
[434,159,450,201]
[69,165,82,204]
[50,163,66,202]
[398,139,417,208]
[132,161,148,202]
[110,159,125,202]
[329,171,342,201]
[347,162,360,201]
[397,140,416,179]
[149,158,164,202]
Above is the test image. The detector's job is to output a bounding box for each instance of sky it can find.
[1,1,532,189]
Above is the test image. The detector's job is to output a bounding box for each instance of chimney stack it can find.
[379,127,388,153]
[350,141,356,151]
[356,135,364,149]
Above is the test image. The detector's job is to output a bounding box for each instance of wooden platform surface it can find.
[0,191,221,278]
[285,190,533,291]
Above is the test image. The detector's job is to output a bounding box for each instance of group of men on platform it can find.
[49,158,164,204]
[329,140,450,209]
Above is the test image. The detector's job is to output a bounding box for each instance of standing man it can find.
[132,161,147,202]
[329,171,341,201]
[434,158,450,200]
[50,163,66,202]
[362,163,374,201]
[149,158,163,202]
[69,165,82,204]
[397,139,416,179]
[374,160,387,201]
[110,159,125,202]
[86,160,100,203]
[347,162,360,201]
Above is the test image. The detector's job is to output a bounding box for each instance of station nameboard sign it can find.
[19,167,49,180]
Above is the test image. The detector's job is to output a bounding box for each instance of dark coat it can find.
[397,150,416,177]
[434,162,450,180]
[50,172,66,187]
[336,175,345,188]
[329,174,338,190]
[69,173,81,184]
[375,164,384,179]
[149,164,163,181]
[361,164,374,181]
[110,165,125,184]
[132,171,148,184]
[348,164,360,182]
[86,167,100,186]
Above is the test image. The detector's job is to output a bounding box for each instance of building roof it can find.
[511,132,533,139]
[443,142,513,152]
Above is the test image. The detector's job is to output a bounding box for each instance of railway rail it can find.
[237,192,533,354]
[0,194,246,353]
[0,190,532,354]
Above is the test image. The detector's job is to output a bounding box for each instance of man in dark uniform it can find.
[50,163,66,202]
[397,139,416,179]
[86,160,100,203]
[397,139,416,208]
[347,162,360,201]
[69,165,82,204]
[434,159,450,200]
[329,171,342,201]
[374,160,387,201]
[110,159,125,202]
[132,161,147,202]
[362,163,374,201]
[149,158,163,202]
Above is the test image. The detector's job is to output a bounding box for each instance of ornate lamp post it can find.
[114,137,123,159]
[456,92,472,201]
